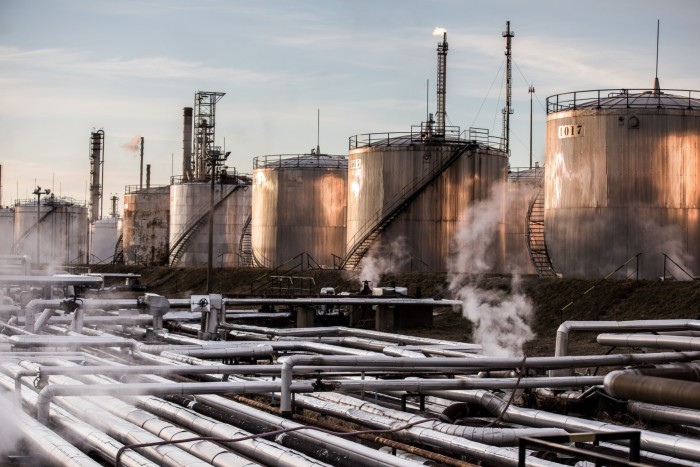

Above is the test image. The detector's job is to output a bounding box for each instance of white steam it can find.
[121,135,142,153]
[432,27,447,37]
[448,182,535,357]
[357,236,411,287]
[0,394,24,458]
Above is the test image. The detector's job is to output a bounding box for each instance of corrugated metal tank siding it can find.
[347,144,508,272]
[169,183,251,267]
[252,166,347,268]
[545,109,700,278]
[505,177,540,274]
[14,203,88,264]
[0,209,14,255]
[123,189,170,266]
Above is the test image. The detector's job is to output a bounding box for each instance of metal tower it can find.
[193,91,225,180]
[502,21,514,155]
[436,32,448,136]
[89,129,105,221]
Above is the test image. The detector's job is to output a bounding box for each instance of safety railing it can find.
[547,88,700,114]
[253,154,347,169]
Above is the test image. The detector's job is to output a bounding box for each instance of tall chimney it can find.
[146,164,151,189]
[89,130,104,222]
[436,32,448,136]
[182,107,193,181]
[139,137,144,190]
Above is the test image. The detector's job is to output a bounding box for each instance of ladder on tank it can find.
[526,189,557,277]
[237,214,258,267]
[341,141,477,270]
[112,233,124,264]
[168,185,241,267]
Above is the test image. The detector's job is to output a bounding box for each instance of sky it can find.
[1,0,699,214]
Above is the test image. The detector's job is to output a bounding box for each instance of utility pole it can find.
[529,85,535,169]
[32,186,50,264]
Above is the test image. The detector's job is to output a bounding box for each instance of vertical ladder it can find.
[112,233,124,264]
[526,189,557,277]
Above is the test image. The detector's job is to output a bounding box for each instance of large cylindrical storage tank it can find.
[122,186,170,266]
[346,132,508,273]
[13,197,88,264]
[545,89,700,279]
[252,154,347,268]
[89,217,120,264]
[0,208,14,255]
[169,174,252,267]
[505,167,543,274]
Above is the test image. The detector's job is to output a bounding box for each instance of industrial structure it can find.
[545,86,700,279]
[89,196,121,265]
[0,206,15,255]
[252,153,348,269]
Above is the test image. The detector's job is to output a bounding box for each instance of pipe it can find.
[598,333,700,351]
[37,380,314,424]
[10,335,134,349]
[627,401,700,427]
[605,371,700,410]
[278,352,700,417]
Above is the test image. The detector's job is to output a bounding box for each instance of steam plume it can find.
[121,135,142,153]
[356,236,411,288]
[448,182,535,357]
[0,394,24,458]
[432,27,447,37]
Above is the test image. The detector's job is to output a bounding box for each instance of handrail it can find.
[253,154,346,169]
[546,88,700,114]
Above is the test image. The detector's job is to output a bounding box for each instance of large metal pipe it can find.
[598,333,700,351]
[627,401,700,427]
[10,335,134,349]
[605,371,700,410]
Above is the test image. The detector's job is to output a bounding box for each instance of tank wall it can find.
[123,189,170,266]
[14,202,88,264]
[252,167,347,268]
[169,183,251,267]
[505,177,541,274]
[545,109,700,278]
[0,208,14,255]
[347,143,508,272]
[90,218,120,264]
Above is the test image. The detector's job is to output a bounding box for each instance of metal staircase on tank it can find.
[112,233,124,264]
[341,141,477,270]
[238,214,256,267]
[526,189,557,277]
[10,204,57,255]
[168,185,241,267]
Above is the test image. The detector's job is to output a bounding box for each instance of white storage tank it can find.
[90,217,121,264]
[545,88,700,279]
[0,207,14,255]
[252,154,347,269]
[122,186,170,266]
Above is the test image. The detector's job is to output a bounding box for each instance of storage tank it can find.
[90,217,120,264]
[346,127,508,273]
[122,185,170,266]
[505,167,544,275]
[12,196,88,264]
[169,171,252,267]
[252,154,347,268]
[0,207,15,255]
[545,88,700,279]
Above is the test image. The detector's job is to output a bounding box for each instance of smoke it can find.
[432,27,447,37]
[355,236,411,288]
[121,135,142,153]
[0,394,24,458]
[448,182,535,357]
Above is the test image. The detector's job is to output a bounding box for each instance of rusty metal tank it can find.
[12,196,88,264]
[545,88,700,279]
[0,208,14,255]
[122,186,170,266]
[346,127,508,272]
[252,154,347,269]
[169,172,252,267]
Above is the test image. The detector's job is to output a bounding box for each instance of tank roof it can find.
[547,88,700,114]
[254,154,347,169]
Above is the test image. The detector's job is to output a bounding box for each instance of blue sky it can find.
[1,0,698,212]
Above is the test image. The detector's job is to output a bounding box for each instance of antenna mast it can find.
[654,19,661,93]
[502,21,514,156]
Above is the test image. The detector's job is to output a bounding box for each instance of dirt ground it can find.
[91,264,700,358]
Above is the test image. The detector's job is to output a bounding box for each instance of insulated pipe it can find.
[37,380,314,424]
[604,371,700,410]
[598,333,700,351]
[552,319,699,377]
[450,389,700,463]
[278,352,700,417]
[627,401,700,428]
[0,372,157,467]
[34,308,55,333]
[10,335,134,349]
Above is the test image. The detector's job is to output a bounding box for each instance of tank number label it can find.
[349,159,362,169]
[558,124,584,139]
